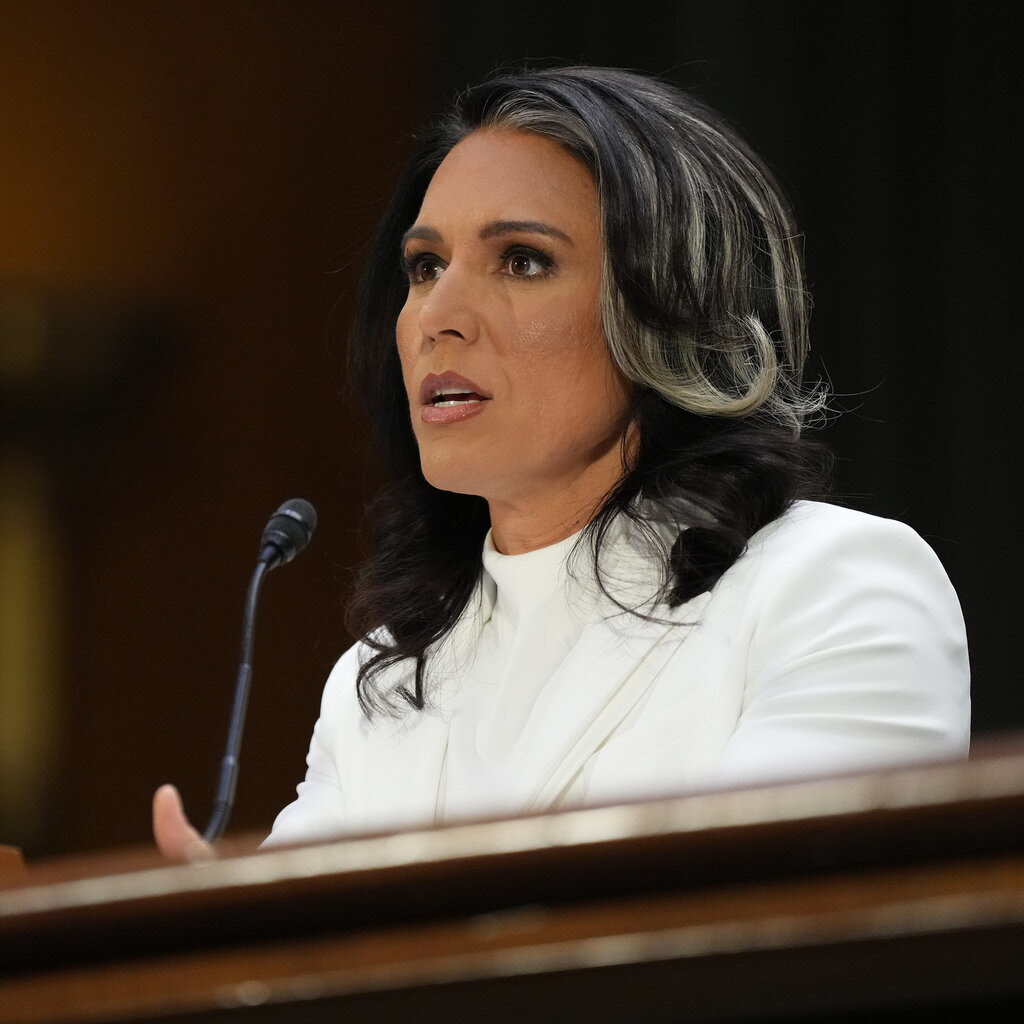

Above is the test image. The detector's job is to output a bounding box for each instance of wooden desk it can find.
[0,848,25,887]
[3,749,1024,1022]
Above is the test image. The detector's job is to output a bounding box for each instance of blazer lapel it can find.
[346,579,495,832]
[520,595,712,812]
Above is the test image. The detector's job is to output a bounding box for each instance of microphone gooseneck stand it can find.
[202,499,317,843]
[202,557,268,843]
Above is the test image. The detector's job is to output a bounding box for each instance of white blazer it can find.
[268,502,970,844]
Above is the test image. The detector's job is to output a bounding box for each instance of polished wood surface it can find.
[3,746,1024,1022]
[0,847,25,887]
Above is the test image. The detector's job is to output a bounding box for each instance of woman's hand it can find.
[152,784,215,862]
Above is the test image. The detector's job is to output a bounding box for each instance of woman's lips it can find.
[422,401,487,424]
[419,372,491,425]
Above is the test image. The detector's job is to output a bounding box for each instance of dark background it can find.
[0,2,1017,858]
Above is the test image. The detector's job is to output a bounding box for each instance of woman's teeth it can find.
[433,389,481,407]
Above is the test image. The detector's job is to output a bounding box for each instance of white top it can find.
[267,502,970,845]
[440,529,591,821]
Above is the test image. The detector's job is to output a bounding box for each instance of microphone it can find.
[202,499,318,843]
[258,498,317,569]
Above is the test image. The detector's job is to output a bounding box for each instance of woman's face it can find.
[396,129,633,529]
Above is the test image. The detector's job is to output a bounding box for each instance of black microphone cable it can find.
[202,498,317,843]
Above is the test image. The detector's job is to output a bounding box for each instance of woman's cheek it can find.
[516,307,580,351]
[394,319,418,404]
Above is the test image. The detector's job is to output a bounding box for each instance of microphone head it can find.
[259,498,318,568]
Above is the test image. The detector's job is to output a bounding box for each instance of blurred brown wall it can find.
[0,2,424,855]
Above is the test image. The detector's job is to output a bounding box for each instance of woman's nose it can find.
[417,264,479,345]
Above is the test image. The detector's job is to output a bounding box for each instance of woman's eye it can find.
[501,247,554,278]
[403,253,445,284]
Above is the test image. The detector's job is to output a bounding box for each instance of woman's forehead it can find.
[415,129,599,239]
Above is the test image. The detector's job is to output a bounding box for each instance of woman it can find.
[154,66,969,858]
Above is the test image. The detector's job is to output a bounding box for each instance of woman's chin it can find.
[420,462,493,499]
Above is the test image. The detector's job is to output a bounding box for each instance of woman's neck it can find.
[486,430,635,554]
[488,503,592,555]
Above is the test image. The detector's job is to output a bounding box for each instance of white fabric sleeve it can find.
[715,506,970,786]
[262,643,362,846]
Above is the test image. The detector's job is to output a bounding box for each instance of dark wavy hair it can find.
[346,66,831,715]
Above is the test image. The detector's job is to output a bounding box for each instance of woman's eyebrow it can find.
[400,225,441,249]
[400,219,574,250]
[480,220,573,245]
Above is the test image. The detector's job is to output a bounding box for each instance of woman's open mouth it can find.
[419,372,491,424]
[431,387,488,407]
